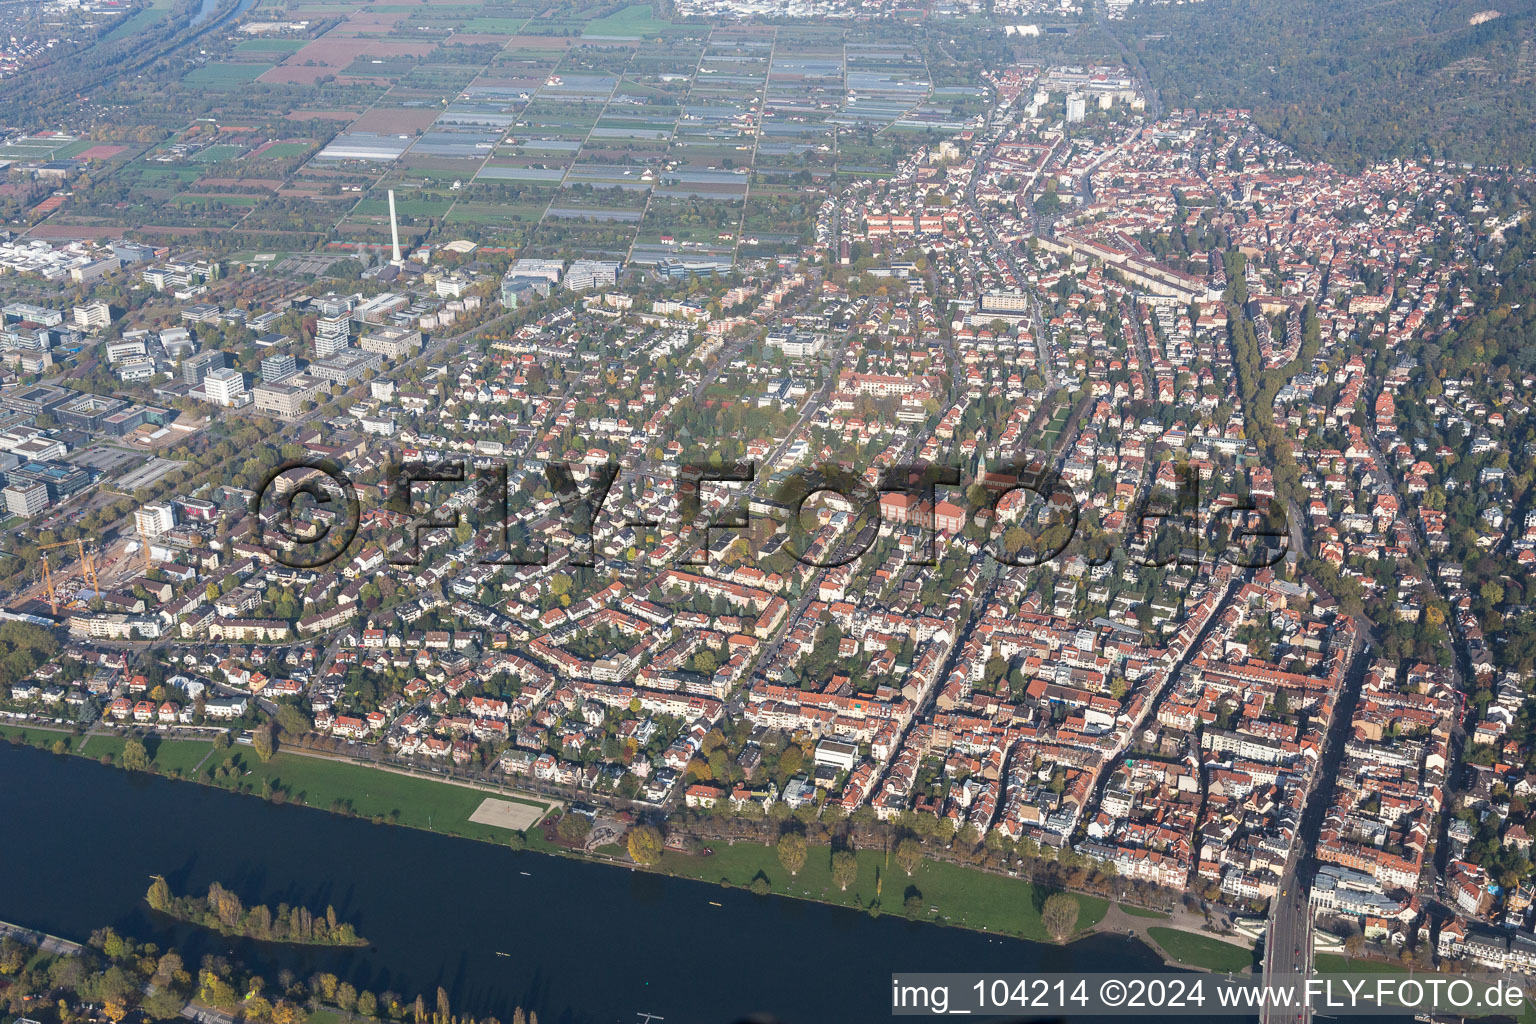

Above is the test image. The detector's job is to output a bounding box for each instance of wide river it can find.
[0,741,1181,1024]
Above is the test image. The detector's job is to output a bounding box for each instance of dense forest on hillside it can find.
[1114,0,1536,170]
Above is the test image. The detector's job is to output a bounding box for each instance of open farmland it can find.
[20,0,947,265]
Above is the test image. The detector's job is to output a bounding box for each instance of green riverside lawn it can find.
[229,750,548,843]
[1314,954,1409,975]
[84,733,215,775]
[1145,927,1255,973]
[0,726,545,844]
[654,841,1108,942]
[5,727,1120,943]
[1316,954,1536,1024]
[0,722,68,746]
[2,724,215,776]
[1118,904,1171,919]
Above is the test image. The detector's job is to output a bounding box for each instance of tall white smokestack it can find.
[388,189,402,264]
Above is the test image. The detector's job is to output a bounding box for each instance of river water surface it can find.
[0,742,1179,1023]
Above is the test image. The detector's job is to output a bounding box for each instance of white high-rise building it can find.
[203,367,249,407]
[135,501,177,539]
[4,482,48,518]
[315,313,351,358]
[1066,93,1087,123]
[261,352,298,383]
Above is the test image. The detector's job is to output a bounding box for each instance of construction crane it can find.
[37,537,100,617]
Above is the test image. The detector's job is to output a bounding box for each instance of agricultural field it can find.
[183,63,274,88]
[19,0,958,264]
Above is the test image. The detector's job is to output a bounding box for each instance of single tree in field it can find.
[1041,892,1080,942]
[121,738,150,772]
[777,832,807,876]
[627,824,664,866]
[832,849,858,891]
[253,721,277,762]
[896,837,923,876]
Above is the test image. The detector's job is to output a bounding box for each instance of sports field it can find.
[469,796,546,831]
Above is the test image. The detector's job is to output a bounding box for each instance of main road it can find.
[1260,628,1371,1024]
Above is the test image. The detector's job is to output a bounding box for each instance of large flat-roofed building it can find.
[358,414,395,436]
[111,241,157,264]
[158,327,194,358]
[56,394,128,432]
[308,348,381,385]
[765,329,824,358]
[1,302,63,327]
[0,425,67,462]
[0,383,72,416]
[979,291,1031,315]
[358,325,421,360]
[9,460,90,501]
[354,292,407,324]
[72,302,111,329]
[174,496,218,522]
[105,338,146,364]
[260,352,297,383]
[653,255,731,278]
[135,501,176,538]
[565,259,620,292]
[202,367,249,407]
[253,375,325,420]
[4,480,49,517]
[508,258,564,284]
[314,313,351,358]
[13,350,54,375]
[180,303,222,324]
[70,258,119,285]
[101,407,154,437]
[181,349,226,387]
[499,276,549,308]
[312,294,352,317]
[814,739,859,773]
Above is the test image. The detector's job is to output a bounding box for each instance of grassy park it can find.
[229,749,549,841]
[0,722,70,748]
[1146,927,1255,973]
[79,732,214,775]
[1314,953,1409,974]
[1119,903,1171,919]
[4,725,1117,949]
[0,725,549,842]
[656,840,1108,942]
